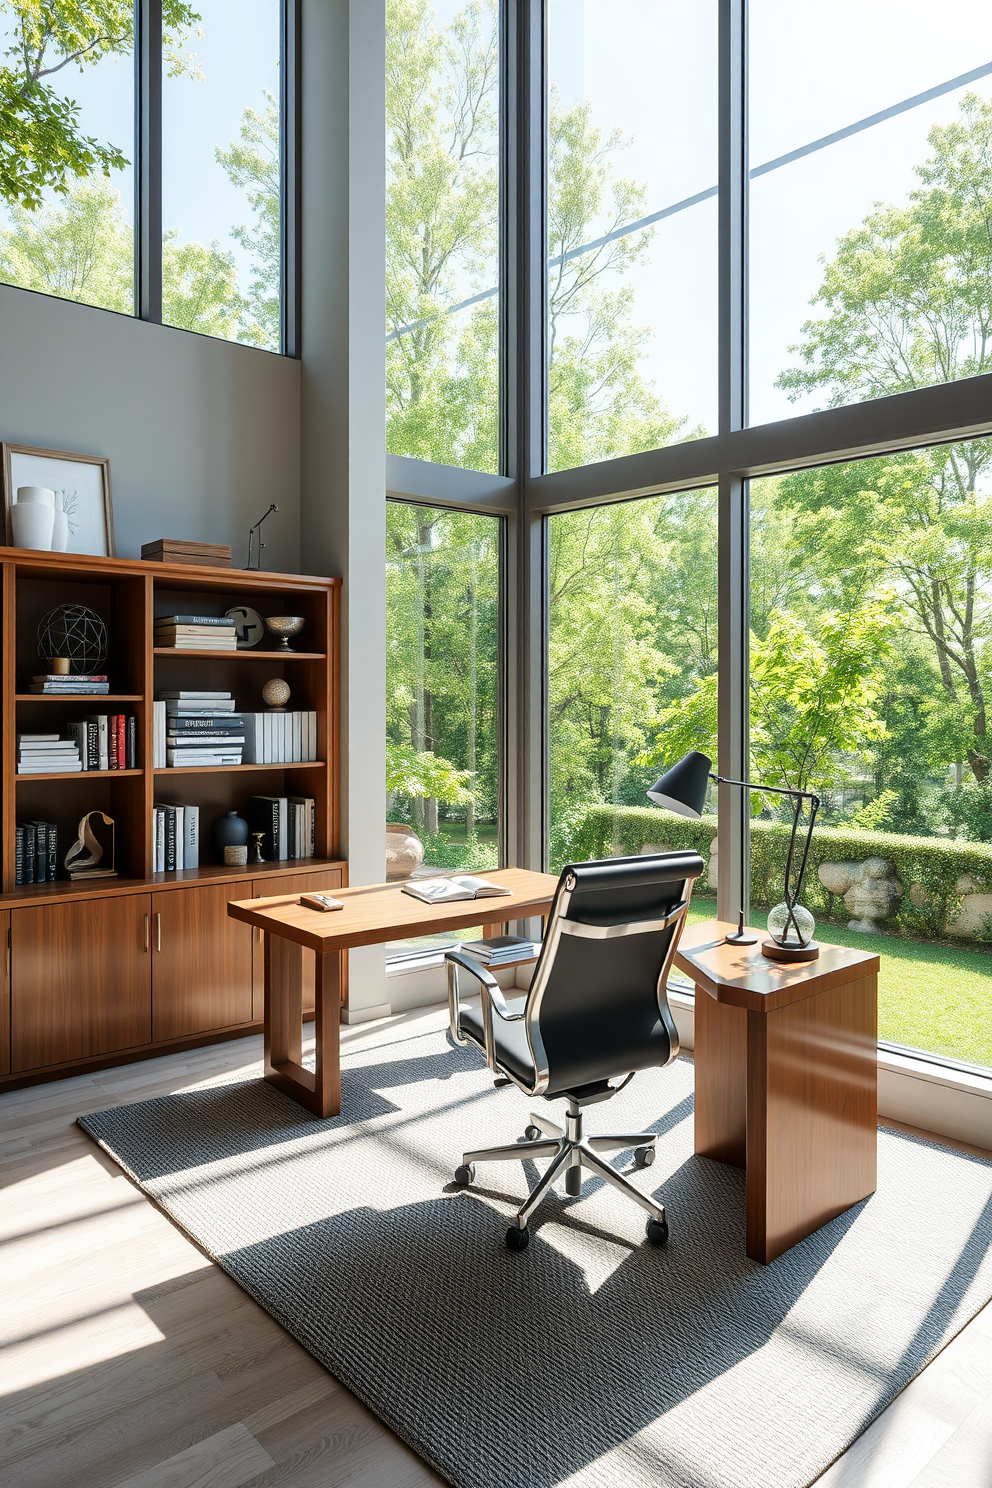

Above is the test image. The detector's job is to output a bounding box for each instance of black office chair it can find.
[446,850,704,1250]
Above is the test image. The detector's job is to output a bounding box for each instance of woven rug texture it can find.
[78,1024,992,1488]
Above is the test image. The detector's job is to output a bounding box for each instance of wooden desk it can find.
[228,867,559,1118]
[675,920,879,1263]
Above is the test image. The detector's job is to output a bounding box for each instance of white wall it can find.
[0,286,301,571]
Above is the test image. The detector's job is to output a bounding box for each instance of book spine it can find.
[155,808,165,872]
[108,715,118,769]
[23,824,36,884]
[15,826,24,886]
[278,797,288,860]
[184,805,199,869]
[47,823,58,880]
[31,823,47,882]
[174,806,185,871]
[127,714,137,769]
[117,714,126,769]
[154,702,166,769]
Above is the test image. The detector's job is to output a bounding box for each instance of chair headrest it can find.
[562,851,705,896]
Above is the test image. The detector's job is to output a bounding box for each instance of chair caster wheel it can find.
[524,1124,542,1141]
[634,1145,656,1168]
[454,1163,476,1187]
[645,1216,669,1247]
[564,1166,582,1196]
[505,1225,530,1251]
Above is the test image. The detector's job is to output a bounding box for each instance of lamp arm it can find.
[710,771,820,806]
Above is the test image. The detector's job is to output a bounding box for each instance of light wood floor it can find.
[1,1010,989,1488]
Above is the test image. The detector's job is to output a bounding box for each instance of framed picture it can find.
[2,443,115,557]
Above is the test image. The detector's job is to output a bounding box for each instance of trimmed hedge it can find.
[563,805,992,939]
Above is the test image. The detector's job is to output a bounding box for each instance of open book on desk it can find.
[401,875,513,904]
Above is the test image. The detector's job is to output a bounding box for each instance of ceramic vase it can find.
[16,486,55,506]
[11,501,55,551]
[213,809,249,866]
[50,503,69,552]
[385,823,425,881]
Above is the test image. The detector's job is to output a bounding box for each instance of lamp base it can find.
[724,929,758,946]
[761,938,820,963]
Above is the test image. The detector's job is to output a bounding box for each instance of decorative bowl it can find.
[264,615,304,651]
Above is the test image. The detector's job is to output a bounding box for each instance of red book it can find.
[116,714,126,770]
[109,715,118,769]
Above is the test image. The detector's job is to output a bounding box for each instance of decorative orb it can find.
[262,676,291,709]
[767,901,816,947]
[38,604,108,674]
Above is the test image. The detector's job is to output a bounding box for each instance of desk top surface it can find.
[228,866,559,953]
[674,920,880,1012]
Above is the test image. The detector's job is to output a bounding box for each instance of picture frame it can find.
[2,443,115,557]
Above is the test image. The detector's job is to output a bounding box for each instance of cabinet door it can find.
[0,911,9,1077]
[11,896,152,1072]
[152,884,253,1041]
[251,868,343,1019]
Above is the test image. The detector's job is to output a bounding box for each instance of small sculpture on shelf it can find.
[251,831,266,864]
[64,811,116,880]
[264,615,304,651]
[261,676,291,710]
[38,603,108,675]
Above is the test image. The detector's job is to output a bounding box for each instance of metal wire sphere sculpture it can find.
[37,604,108,674]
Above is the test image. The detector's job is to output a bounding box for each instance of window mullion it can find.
[135,0,163,323]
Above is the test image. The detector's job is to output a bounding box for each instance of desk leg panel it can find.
[263,932,304,1076]
[693,987,747,1168]
[746,973,878,1263]
[312,950,342,1119]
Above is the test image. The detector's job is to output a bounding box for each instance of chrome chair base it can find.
[455,1102,668,1250]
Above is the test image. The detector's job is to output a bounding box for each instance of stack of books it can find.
[15,821,58,884]
[250,794,317,860]
[242,711,318,763]
[153,614,238,650]
[151,804,200,871]
[29,672,109,695]
[154,692,244,767]
[458,934,541,966]
[66,714,137,770]
[17,734,81,774]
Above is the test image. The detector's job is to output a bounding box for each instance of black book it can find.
[15,826,24,886]
[127,714,137,770]
[28,821,50,882]
[46,822,58,880]
[22,823,36,885]
[167,718,246,734]
[249,796,280,861]
[164,806,177,872]
[86,725,99,770]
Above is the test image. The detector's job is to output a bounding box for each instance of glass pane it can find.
[0,2,136,313]
[386,502,501,956]
[386,0,500,474]
[546,0,717,474]
[162,0,281,349]
[548,490,719,961]
[749,0,992,426]
[748,443,992,1071]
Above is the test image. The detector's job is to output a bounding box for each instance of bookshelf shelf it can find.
[17,769,144,782]
[154,761,326,776]
[153,648,326,660]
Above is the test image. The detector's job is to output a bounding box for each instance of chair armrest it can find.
[445,949,524,1074]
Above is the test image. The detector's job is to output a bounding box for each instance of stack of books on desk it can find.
[154,615,238,650]
[458,935,541,966]
[29,672,110,695]
[17,734,81,774]
[154,692,244,767]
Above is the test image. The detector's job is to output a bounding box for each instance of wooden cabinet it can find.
[152,883,253,1041]
[11,896,152,1072]
[251,868,344,1018]
[0,911,9,1076]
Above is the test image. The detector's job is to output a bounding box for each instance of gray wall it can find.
[0,286,301,571]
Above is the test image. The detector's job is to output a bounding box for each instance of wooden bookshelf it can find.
[0,547,344,1089]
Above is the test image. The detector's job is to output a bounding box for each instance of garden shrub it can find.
[562,805,992,937]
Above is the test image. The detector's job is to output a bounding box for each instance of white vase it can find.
[16,486,55,506]
[50,505,69,551]
[11,501,55,550]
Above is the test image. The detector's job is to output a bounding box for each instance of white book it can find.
[84,714,109,770]
[184,804,199,869]
[17,733,60,742]
[308,711,317,762]
[154,702,166,768]
[262,713,272,764]
[18,762,82,774]
[167,751,243,765]
[158,691,231,699]
[173,805,185,871]
[401,876,512,904]
[292,712,302,763]
[164,699,237,713]
[282,713,290,763]
[278,797,288,859]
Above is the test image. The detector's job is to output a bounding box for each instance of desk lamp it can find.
[647,750,821,961]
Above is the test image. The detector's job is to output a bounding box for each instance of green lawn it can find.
[686,899,991,1069]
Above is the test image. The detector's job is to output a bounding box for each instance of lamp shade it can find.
[647,750,713,818]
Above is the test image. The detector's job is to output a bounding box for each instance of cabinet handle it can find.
[6,927,10,982]
[144,914,149,952]
[156,912,162,951]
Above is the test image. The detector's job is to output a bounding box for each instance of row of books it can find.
[151,694,318,767]
[29,672,110,695]
[251,795,317,860]
[15,821,58,884]
[154,614,238,651]
[152,804,200,871]
[17,716,137,774]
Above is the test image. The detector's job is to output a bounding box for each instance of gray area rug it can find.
[79,1024,992,1488]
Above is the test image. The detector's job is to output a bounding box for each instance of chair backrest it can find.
[524,851,704,1097]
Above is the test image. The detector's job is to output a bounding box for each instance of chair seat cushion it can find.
[458,997,536,1086]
